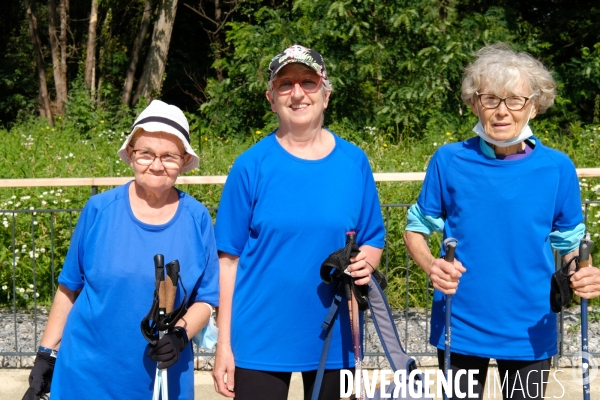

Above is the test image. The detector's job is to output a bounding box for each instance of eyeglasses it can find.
[131,149,185,169]
[476,92,534,111]
[271,76,322,95]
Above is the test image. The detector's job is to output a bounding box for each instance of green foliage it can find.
[0,2,37,128]
[200,0,590,140]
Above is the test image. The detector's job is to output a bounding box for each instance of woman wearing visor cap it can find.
[22,100,219,400]
[213,44,385,400]
[404,43,600,399]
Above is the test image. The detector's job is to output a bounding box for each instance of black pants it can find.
[437,349,551,399]
[233,367,352,400]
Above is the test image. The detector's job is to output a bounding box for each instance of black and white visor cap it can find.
[118,99,199,174]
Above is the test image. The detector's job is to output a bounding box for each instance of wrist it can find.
[173,326,189,346]
[38,346,58,358]
[365,261,375,273]
[426,258,437,277]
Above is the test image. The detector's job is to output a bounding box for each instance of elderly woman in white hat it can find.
[22,100,219,400]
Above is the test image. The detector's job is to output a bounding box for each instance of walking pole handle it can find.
[165,260,180,314]
[579,234,593,268]
[346,231,357,245]
[444,238,458,262]
[343,232,357,299]
[154,254,165,290]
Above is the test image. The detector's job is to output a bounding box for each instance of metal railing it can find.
[1,173,599,368]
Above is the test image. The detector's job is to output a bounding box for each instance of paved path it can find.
[0,367,596,399]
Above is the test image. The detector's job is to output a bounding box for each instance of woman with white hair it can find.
[212,44,385,400]
[404,43,600,399]
[22,100,219,400]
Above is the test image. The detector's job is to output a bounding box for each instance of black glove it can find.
[148,326,189,370]
[550,256,577,313]
[22,351,56,400]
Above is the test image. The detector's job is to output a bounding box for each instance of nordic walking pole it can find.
[578,234,593,400]
[443,237,458,400]
[345,231,364,400]
[152,254,168,400]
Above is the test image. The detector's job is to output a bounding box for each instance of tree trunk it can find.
[24,0,54,125]
[47,0,67,113]
[121,0,154,106]
[212,0,223,82]
[184,0,239,83]
[133,0,179,105]
[59,0,69,97]
[84,0,99,89]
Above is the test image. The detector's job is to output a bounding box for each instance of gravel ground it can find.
[2,306,598,369]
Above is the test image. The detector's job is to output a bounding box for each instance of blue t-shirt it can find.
[53,182,219,400]
[418,136,582,360]
[215,131,385,371]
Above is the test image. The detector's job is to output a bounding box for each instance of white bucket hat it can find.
[118,100,199,174]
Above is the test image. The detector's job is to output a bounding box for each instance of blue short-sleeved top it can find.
[418,137,582,360]
[215,131,385,371]
[53,182,219,399]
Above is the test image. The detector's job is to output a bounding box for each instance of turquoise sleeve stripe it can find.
[405,203,445,236]
[549,223,586,255]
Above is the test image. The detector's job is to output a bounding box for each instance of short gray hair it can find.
[461,43,556,114]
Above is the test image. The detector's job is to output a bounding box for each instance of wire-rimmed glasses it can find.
[131,149,185,169]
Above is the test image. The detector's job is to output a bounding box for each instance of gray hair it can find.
[461,43,556,114]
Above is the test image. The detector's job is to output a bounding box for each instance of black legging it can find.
[437,349,551,399]
[233,367,353,400]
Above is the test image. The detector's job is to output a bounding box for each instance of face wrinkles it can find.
[127,131,185,192]
[471,78,538,142]
[266,64,330,128]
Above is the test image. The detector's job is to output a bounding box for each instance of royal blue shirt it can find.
[215,131,385,371]
[54,182,219,399]
[418,136,582,360]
